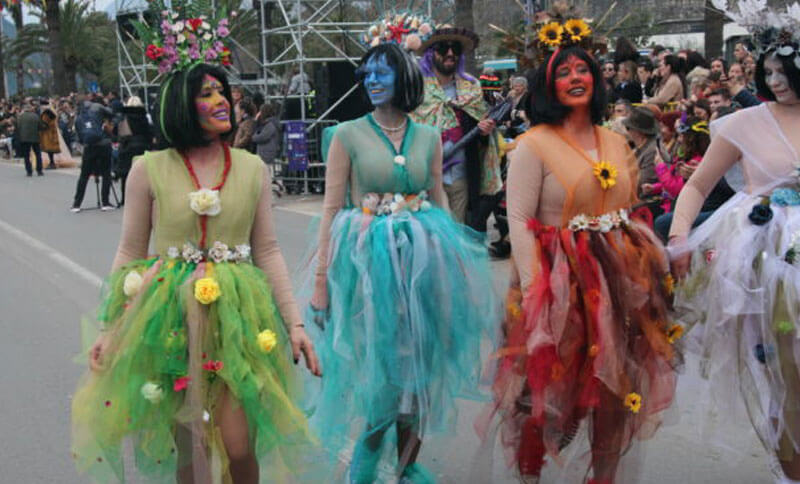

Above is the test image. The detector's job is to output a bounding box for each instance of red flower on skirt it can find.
[202,360,224,372]
[173,376,191,392]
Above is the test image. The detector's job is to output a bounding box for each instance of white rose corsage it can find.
[123,270,144,297]
[188,188,222,216]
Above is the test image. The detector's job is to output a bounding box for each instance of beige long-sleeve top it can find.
[111,155,303,330]
[507,125,638,291]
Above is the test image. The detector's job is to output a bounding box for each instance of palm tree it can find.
[43,0,67,95]
[13,0,113,93]
[10,3,23,95]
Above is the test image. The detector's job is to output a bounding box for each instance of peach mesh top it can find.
[508,125,638,290]
[110,148,303,330]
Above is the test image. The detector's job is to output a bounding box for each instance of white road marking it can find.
[0,217,103,289]
[274,205,321,217]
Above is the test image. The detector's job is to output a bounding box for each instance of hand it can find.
[89,332,111,372]
[641,183,655,195]
[668,235,691,279]
[478,119,496,136]
[678,162,696,180]
[290,326,321,376]
[727,76,745,96]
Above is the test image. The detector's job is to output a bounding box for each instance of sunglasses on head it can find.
[434,41,463,56]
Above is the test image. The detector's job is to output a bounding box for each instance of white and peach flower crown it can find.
[712,0,800,68]
[360,10,434,52]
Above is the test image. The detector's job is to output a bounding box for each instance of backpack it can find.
[75,106,104,146]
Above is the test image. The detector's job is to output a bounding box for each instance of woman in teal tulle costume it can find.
[71,61,320,483]
[305,41,498,483]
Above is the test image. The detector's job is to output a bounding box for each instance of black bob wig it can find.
[755,50,800,102]
[355,43,425,113]
[526,46,607,126]
[157,63,238,150]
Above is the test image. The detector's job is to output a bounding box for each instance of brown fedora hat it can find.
[415,25,479,55]
[622,106,659,136]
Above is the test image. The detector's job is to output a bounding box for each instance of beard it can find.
[434,55,458,76]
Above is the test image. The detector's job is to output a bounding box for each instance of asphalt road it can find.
[0,160,773,483]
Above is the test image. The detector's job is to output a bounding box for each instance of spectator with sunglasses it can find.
[411,26,502,233]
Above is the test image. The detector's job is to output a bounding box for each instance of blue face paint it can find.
[363,54,396,107]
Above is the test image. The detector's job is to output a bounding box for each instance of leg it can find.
[33,143,43,174]
[72,148,95,208]
[20,142,32,175]
[217,388,259,484]
[46,151,56,169]
[396,417,422,470]
[99,145,113,206]
[349,421,391,484]
[119,174,127,206]
[589,384,625,483]
[443,177,468,224]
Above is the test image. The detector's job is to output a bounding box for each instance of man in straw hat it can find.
[411,25,502,234]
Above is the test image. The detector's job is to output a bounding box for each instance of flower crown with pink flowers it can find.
[361,11,434,52]
[132,0,234,75]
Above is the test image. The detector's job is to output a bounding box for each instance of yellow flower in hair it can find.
[592,161,618,190]
[624,392,642,414]
[194,277,221,305]
[538,22,564,48]
[563,18,591,42]
[666,324,684,344]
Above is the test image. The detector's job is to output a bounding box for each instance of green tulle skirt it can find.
[71,257,314,483]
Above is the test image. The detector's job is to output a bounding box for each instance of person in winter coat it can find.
[116,96,152,206]
[232,97,256,151]
[252,103,281,165]
[39,102,61,169]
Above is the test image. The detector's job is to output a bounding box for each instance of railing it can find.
[269,119,338,195]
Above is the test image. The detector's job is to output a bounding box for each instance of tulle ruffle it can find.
[674,193,800,461]
[302,206,499,476]
[486,218,680,480]
[71,258,314,483]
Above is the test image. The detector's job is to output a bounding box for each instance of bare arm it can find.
[250,164,303,330]
[507,141,544,292]
[311,135,350,309]
[669,136,742,240]
[111,159,152,271]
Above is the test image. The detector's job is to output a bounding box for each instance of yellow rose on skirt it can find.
[194,277,221,304]
[257,329,277,353]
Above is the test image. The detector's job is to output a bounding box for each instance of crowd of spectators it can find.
[0,87,284,212]
[600,38,761,241]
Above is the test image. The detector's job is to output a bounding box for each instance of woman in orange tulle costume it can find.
[482,14,681,484]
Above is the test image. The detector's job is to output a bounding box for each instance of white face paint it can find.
[764,54,800,105]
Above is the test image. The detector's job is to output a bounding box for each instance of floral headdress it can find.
[361,11,434,52]
[711,1,800,69]
[132,0,234,75]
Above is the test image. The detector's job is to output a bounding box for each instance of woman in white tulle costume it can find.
[669,2,800,483]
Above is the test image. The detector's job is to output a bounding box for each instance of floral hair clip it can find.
[361,11,434,52]
[711,1,800,69]
[132,0,234,75]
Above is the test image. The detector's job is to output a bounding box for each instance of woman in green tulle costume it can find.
[70,63,320,483]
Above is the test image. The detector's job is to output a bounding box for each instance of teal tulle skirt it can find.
[303,206,499,476]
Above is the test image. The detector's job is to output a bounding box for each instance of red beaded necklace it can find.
[181,141,232,249]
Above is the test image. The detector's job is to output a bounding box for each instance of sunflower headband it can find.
[361,11,434,52]
[537,18,593,50]
[678,121,710,135]
[132,0,234,75]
